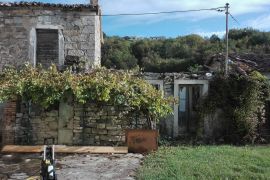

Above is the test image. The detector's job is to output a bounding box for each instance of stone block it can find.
[85,123,96,128]
[80,43,92,50]
[73,129,83,133]
[82,26,95,34]
[90,119,97,123]
[95,136,100,140]
[96,118,107,123]
[46,111,58,117]
[97,130,107,135]
[16,113,23,118]
[84,128,92,133]
[81,16,95,25]
[84,137,95,145]
[48,121,58,131]
[68,50,84,57]
[65,43,78,50]
[91,128,98,134]
[44,116,57,122]
[80,34,90,42]
[108,130,123,136]
[106,125,118,130]
[97,123,106,129]
[74,112,83,117]
[100,135,108,141]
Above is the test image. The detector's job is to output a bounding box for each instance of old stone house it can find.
[0,1,102,70]
[0,1,104,146]
[0,1,213,146]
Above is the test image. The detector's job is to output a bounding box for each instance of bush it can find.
[199,72,270,144]
[0,64,174,127]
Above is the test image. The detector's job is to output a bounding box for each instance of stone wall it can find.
[0,103,5,146]
[14,101,146,146]
[0,6,101,71]
[1,101,17,146]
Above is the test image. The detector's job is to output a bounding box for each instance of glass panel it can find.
[179,87,186,112]
[191,85,202,111]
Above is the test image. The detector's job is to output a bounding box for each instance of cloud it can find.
[2,0,270,34]
[2,0,270,22]
[99,0,270,33]
[99,0,270,21]
[245,14,270,30]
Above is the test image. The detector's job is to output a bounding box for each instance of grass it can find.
[137,146,270,180]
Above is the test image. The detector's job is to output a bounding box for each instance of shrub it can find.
[0,64,174,128]
[199,72,270,144]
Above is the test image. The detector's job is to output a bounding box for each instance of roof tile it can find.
[0,1,97,10]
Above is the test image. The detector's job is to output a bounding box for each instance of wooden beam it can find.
[1,145,128,154]
[55,146,128,154]
[1,145,43,153]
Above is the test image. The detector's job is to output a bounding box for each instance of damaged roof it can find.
[0,1,98,10]
[205,53,270,75]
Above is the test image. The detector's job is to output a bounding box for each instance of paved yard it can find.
[0,153,144,180]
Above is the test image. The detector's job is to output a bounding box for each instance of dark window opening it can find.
[36,29,59,68]
[152,84,161,90]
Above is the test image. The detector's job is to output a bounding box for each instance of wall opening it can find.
[178,85,202,134]
[36,29,59,68]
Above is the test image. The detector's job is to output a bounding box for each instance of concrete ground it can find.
[0,153,144,180]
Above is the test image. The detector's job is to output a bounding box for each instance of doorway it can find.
[178,85,202,134]
[173,80,209,137]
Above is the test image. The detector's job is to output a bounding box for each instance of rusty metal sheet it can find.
[126,129,158,153]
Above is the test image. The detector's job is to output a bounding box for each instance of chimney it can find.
[90,0,99,6]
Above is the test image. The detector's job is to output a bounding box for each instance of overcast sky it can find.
[2,0,270,37]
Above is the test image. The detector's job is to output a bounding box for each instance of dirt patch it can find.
[0,153,144,180]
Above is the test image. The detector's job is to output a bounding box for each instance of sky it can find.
[2,0,270,37]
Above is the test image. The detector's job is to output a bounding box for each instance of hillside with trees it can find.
[101,28,270,72]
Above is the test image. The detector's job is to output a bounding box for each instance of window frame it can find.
[147,80,164,96]
[29,25,64,67]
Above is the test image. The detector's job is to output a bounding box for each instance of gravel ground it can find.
[0,153,144,180]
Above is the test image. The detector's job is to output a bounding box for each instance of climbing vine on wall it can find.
[199,71,270,143]
[0,64,174,122]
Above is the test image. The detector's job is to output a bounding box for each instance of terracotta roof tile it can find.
[0,1,98,10]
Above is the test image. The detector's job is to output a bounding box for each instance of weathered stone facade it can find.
[0,2,102,71]
[14,101,146,146]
